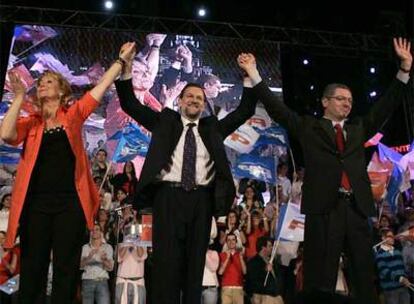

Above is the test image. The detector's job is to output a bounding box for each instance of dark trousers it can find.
[303,197,376,304]
[19,199,86,304]
[151,184,213,304]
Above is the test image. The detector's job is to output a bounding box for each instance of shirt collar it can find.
[181,115,199,127]
[323,117,346,128]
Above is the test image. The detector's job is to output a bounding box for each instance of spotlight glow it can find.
[369,91,377,97]
[198,8,206,17]
[104,1,113,10]
[370,67,376,74]
[303,59,309,65]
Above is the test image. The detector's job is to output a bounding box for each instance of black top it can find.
[27,126,78,211]
[245,254,281,297]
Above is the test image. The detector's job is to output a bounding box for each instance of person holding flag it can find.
[239,37,412,304]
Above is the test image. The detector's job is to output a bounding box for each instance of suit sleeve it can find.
[115,79,160,132]
[218,86,257,137]
[251,81,303,140]
[362,76,412,139]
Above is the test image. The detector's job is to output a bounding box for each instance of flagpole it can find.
[264,201,289,286]
[264,147,298,285]
[99,161,113,193]
[372,227,414,250]
[289,148,297,177]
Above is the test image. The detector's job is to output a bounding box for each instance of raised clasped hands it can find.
[119,42,137,65]
[237,53,257,75]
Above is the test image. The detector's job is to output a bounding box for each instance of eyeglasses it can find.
[327,95,353,104]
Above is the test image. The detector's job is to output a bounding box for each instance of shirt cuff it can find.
[396,70,410,84]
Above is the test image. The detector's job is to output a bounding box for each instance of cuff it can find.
[396,70,410,84]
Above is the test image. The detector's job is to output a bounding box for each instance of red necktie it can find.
[334,124,351,191]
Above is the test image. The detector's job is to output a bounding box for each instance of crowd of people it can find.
[0,153,413,303]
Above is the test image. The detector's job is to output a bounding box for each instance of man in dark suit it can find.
[238,38,412,304]
[115,45,257,304]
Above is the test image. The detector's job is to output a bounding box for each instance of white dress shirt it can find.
[158,116,215,185]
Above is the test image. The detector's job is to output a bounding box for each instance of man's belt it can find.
[160,181,212,190]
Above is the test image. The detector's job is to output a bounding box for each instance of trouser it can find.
[19,198,86,304]
[201,286,218,304]
[151,183,213,304]
[82,279,110,304]
[251,294,284,304]
[221,287,244,304]
[383,287,410,304]
[303,196,376,304]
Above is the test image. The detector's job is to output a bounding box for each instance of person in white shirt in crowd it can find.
[116,243,147,304]
[201,217,220,304]
[276,163,291,204]
[80,224,114,304]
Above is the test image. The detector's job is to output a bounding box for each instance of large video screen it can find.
[1,25,287,184]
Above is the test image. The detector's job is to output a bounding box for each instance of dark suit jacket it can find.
[115,79,257,216]
[252,78,410,216]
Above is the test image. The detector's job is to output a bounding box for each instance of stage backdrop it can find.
[1,24,288,185]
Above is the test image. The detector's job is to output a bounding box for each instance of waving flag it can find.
[277,202,305,242]
[398,140,414,179]
[233,154,276,183]
[378,143,402,166]
[110,123,150,163]
[376,143,407,213]
[224,124,260,154]
[246,106,273,130]
[385,166,402,214]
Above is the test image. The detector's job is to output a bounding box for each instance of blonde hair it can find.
[36,71,72,118]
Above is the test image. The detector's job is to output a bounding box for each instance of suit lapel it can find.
[343,121,355,154]
[172,116,184,147]
[316,118,336,147]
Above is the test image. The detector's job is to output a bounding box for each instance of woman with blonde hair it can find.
[0,42,136,304]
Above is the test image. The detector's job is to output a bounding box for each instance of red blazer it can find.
[4,92,100,248]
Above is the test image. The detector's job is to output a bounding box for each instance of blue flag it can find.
[233,154,276,183]
[378,143,402,165]
[386,166,403,214]
[111,123,151,163]
[377,143,403,214]
[250,124,289,157]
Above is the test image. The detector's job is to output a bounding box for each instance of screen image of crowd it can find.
[0,25,413,304]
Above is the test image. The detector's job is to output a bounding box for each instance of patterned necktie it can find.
[334,124,351,190]
[181,123,197,191]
